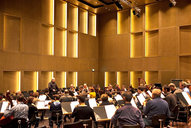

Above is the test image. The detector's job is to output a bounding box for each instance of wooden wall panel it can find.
[131,33,143,58]
[160,71,176,85]
[145,71,158,85]
[145,3,159,30]
[4,15,20,52]
[67,4,78,31]
[54,29,67,56]
[180,26,191,55]
[145,30,158,57]
[159,1,178,28]
[22,18,41,54]
[2,71,20,93]
[39,71,52,90]
[180,56,191,80]
[22,71,37,91]
[55,71,66,88]
[0,12,3,50]
[55,0,67,28]
[98,13,116,36]
[159,27,178,56]
[117,10,130,34]
[131,7,144,33]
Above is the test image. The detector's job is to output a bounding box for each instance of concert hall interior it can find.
[0,0,191,128]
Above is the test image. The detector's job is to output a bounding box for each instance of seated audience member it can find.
[27,97,40,128]
[143,89,170,126]
[99,94,113,106]
[163,85,177,112]
[60,89,73,102]
[49,95,62,128]
[71,94,95,122]
[111,91,145,128]
[4,94,29,120]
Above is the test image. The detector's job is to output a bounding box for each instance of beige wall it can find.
[0,0,98,92]
[98,0,191,88]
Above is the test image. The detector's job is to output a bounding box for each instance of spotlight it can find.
[169,0,176,7]
[132,7,141,17]
[113,0,123,10]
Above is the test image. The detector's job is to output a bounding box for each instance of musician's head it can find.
[16,95,25,102]
[77,94,86,104]
[101,94,109,102]
[27,96,34,104]
[51,77,55,83]
[152,89,161,99]
[64,89,69,94]
[163,85,170,93]
[168,83,176,91]
[122,91,132,102]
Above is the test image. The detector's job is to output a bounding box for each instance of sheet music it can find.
[133,92,137,97]
[61,102,72,114]
[137,93,145,105]
[39,95,47,101]
[147,90,152,97]
[70,101,79,112]
[115,94,123,101]
[73,92,78,96]
[45,100,51,106]
[93,106,107,120]
[161,93,165,98]
[12,100,17,106]
[1,101,9,113]
[131,98,137,108]
[36,101,49,109]
[142,92,147,97]
[182,92,191,105]
[105,105,116,119]
[89,98,97,109]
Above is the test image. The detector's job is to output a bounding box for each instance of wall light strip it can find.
[64,72,67,88]
[36,72,39,90]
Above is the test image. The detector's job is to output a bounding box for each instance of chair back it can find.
[63,121,83,128]
[12,118,27,128]
[80,119,92,128]
[172,105,179,119]
[122,124,140,128]
[51,110,62,124]
[152,114,166,128]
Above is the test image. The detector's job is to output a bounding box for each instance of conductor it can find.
[48,78,59,97]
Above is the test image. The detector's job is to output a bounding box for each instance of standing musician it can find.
[48,78,59,98]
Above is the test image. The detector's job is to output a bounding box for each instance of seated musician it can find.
[32,92,39,104]
[60,89,73,102]
[143,89,170,126]
[27,97,40,128]
[111,91,145,128]
[4,94,29,120]
[99,94,113,106]
[49,95,62,128]
[71,94,95,122]
[89,88,96,98]
[163,85,177,112]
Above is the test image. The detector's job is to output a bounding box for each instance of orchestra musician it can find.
[143,89,170,126]
[71,94,95,122]
[49,95,62,128]
[111,91,145,128]
[2,95,29,127]
[163,85,177,112]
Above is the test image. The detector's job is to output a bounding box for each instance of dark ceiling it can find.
[64,0,158,13]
